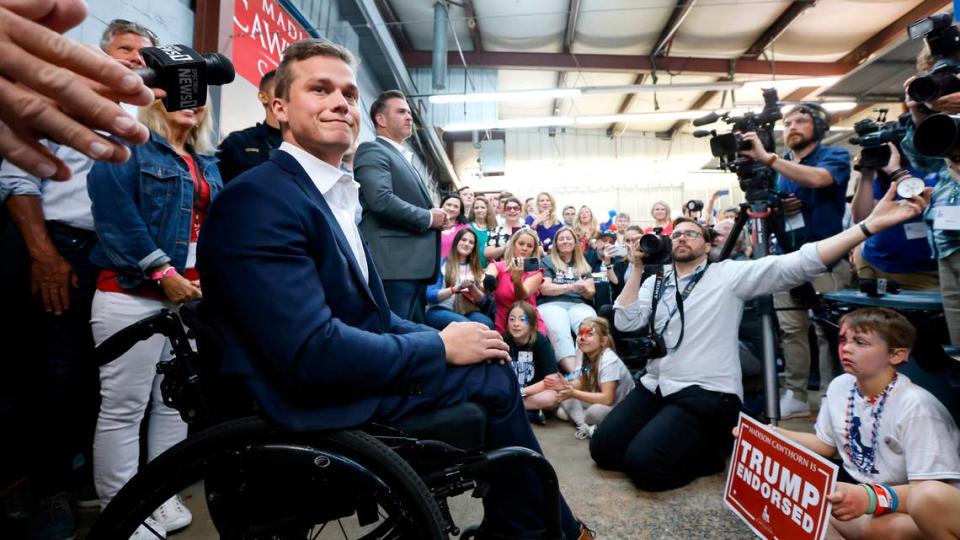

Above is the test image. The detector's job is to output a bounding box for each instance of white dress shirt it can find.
[279,142,369,282]
[613,243,826,400]
[377,135,414,164]
[0,142,95,230]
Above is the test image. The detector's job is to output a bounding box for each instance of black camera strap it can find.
[651,262,709,350]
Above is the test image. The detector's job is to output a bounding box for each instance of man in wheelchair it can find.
[189,39,590,540]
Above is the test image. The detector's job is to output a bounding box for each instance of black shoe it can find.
[28,492,76,540]
[527,410,547,425]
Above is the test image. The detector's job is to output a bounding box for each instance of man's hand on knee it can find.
[440,322,510,366]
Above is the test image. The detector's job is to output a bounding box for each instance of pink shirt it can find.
[440,223,469,258]
[492,260,546,334]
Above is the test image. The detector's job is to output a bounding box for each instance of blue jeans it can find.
[424,307,494,330]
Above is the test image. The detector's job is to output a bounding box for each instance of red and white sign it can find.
[724,414,838,540]
[232,0,311,85]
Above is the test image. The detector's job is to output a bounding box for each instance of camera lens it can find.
[907,75,940,103]
[914,113,960,157]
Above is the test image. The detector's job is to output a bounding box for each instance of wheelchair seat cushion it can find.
[392,402,487,451]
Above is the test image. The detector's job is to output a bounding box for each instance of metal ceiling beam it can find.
[606,73,646,137]
[373,0,414,52]
[742,1,816,58]
[403,50,854,76]
[651,1,698,57]
[839,0,951,65]
[563,0,582,52]
[461,0,483,52]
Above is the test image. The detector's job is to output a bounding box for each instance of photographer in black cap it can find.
[739,102,853,419]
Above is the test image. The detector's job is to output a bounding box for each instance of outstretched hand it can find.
[864,181,932,233]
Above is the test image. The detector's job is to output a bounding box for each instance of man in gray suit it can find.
[355,90,447,323]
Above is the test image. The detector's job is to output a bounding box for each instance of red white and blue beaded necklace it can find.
[843,373,899,475]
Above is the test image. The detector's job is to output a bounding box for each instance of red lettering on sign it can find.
[233,0,310,85]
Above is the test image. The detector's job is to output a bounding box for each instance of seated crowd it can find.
[4,23,960,540]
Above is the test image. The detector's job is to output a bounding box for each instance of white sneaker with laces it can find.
[130,516,166,540]
[151,495,192,533]
[574,424,595,440]
[779,389,811,419]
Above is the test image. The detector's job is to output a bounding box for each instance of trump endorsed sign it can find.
[724,414,838,540]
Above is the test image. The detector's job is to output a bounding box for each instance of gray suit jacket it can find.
[355,137,439,281]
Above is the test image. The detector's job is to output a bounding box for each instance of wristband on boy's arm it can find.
[860,483,877,515]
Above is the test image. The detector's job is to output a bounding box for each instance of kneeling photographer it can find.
[589,183,930,491]
[739,103,852,419]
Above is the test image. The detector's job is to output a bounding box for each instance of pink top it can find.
[492,260,546,334]
[644,222,673,235]
[440,223,469,258]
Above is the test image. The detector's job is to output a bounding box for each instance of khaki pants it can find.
[853,249,940,291]
[939,251,960,345]
[774,262,852,403]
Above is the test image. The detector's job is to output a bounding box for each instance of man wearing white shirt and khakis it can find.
[355,90,447,323]
[591,185,932,492]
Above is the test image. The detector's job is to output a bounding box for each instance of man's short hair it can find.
[274,39,356,101]
[369,90,407,126]
[562,205,576,212]
[625,225,643,234]
[100,19,158,50]
[499,191,513,198]
[259,70,277,93]
[617,213,631,220]
[672,216,710,239]
[458,185,471,192]
[839,307,916,350]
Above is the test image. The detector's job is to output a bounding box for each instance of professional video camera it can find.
[135,44,236,112]
[906,13,960,103]
[692,87,782,202]
[849,110,906,170]
[639,227,671,266]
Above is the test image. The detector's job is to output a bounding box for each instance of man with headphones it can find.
[740,102,853,419]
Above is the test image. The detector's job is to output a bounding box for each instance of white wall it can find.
[66,0,194,49]
[455,128,745,229]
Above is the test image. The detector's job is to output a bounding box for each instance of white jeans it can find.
[90,291,188,508]
[538,301,597,360]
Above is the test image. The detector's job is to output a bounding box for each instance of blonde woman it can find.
[87,98,220,536]
[539,227,597,373]
[573,206,600,251]
[484,229,546,333]
[645,201,673,234]
[525,191,563,252]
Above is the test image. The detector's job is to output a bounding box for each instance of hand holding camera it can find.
[737,131,770,162]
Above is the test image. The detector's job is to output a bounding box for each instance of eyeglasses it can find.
[670,230,703,240]
[504,205,522,212]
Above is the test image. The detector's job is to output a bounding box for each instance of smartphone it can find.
[523,257,541,272]
[612,244,628,258]
[717,190,730,197]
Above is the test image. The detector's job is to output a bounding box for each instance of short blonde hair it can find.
[536,192,559,227]
[650,200,672,220]
[138,99,215,155]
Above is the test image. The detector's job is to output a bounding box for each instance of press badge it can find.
[934,206,960,230]
[903,222,928,240]
[784,212,805,232]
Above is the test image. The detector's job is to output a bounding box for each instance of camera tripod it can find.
[717,194,804,425]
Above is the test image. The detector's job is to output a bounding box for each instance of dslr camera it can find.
[684,199,704,214]
[623,332,667,361]
[849,110,906,171]
[906,13,960,103]
[639,227,672,266]
[692,88,782,202]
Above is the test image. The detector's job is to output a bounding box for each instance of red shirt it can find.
[97,153,211,299]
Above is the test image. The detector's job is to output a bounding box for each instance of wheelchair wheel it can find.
[88,416,447,539]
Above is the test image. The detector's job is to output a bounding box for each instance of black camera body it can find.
[849,112,907,171]
[693,88,782,202]
[623,332,667,361]
[135,44,236,112]
[639,228,672,266]
[684,199,704,213]
[909,13,960,57]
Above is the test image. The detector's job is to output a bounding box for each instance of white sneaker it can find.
[779,390,811,419]
[151,495,192,533]
[574,424,595,440]
[130,517,166,540]
[555,407,569,422]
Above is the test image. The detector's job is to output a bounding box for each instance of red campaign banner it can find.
[232,0,310,85]
[724,414,838,540]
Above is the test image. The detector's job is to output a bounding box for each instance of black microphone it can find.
[693,129,712,138]
[135,44,236,111]
[483,274,498,293]
[692,112,720,127]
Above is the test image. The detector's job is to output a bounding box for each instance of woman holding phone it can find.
[485,229,546,333]
[425,228,493,329]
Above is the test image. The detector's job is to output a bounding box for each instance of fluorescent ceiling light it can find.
[578,111,707,125]
[742,76,842,90]
[819,101,858,112]
[429,88,581,104]
[443,110,713,132]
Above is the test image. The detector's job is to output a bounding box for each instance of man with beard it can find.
[592,192,929,491]
[739,103,852,420]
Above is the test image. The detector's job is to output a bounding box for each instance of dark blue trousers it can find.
[376,362,579,539]
[382,279,427,324]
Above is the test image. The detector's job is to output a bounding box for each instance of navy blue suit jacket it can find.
[197,150,447,431]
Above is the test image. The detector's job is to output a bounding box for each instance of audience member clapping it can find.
[539,227,597,373]
[573,206,600,251]
[425,227,493,329]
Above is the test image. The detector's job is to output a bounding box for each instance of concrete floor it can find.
[74,405,820,539]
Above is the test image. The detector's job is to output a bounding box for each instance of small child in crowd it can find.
[552,317,634,439]
[503,301,560,424]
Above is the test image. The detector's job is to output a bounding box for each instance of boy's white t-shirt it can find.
[815,373,960,485]
[597,349,635,406]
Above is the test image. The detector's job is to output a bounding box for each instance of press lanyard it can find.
[650,263,708,349]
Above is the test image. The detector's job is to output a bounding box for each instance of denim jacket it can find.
[88,131,222,288]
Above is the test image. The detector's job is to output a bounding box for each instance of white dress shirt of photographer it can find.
[614,189,931,402]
